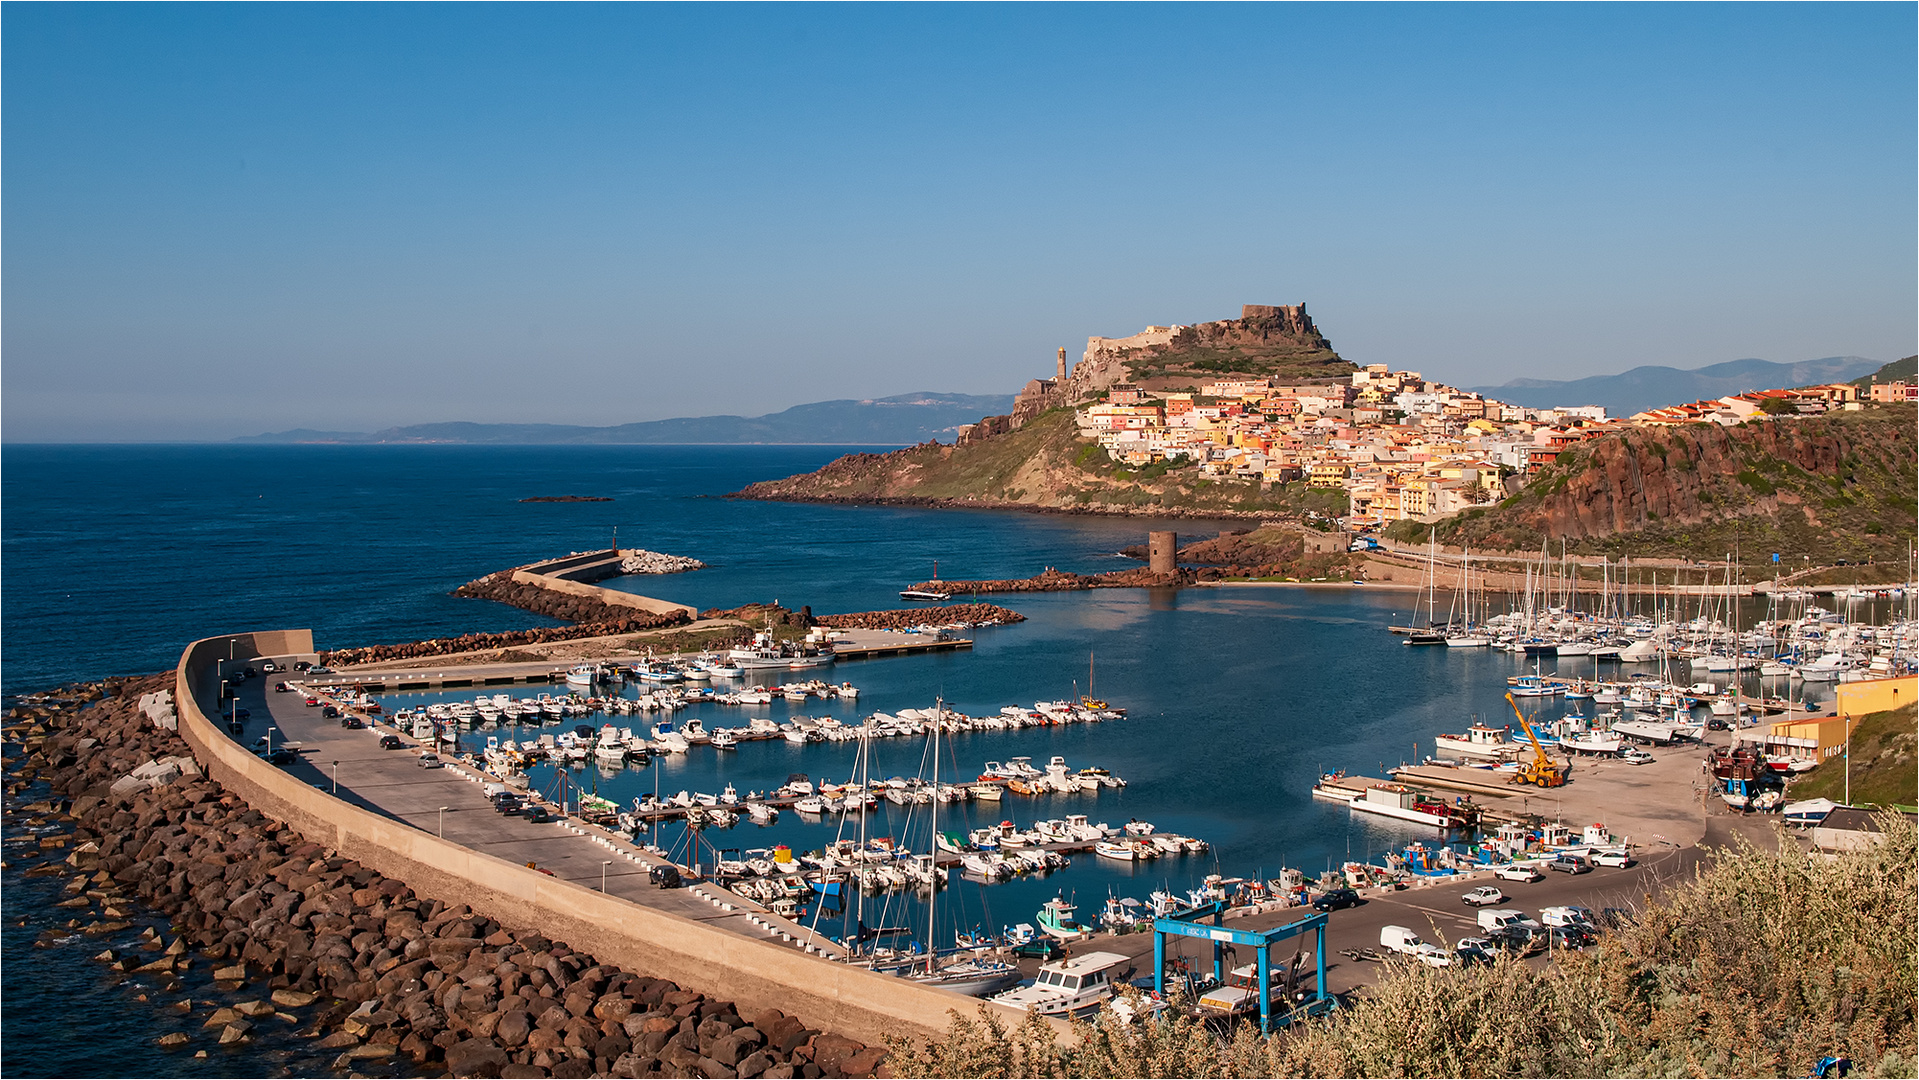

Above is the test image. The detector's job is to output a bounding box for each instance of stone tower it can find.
[1148,531,1177,574]
[1056,347,1068,383]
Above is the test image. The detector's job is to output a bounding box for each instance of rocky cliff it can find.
[1400,407,1917,563]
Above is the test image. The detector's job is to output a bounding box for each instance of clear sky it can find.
[5,3,1913,441]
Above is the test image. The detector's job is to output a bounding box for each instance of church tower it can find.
[1056,347,1068,383]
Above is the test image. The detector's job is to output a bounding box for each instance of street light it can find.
[266,727,278,755]
[331,760,339,794]
[438,806,451,837]
[602,860,613,893]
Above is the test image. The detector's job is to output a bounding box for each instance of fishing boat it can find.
[1035,895,1091,941]
[1433,723,1517,759]
[903,957,1020,997]
[1094,839,1140,861]
[899,588,952,601]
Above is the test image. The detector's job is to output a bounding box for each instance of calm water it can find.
[0,443,1861,1076]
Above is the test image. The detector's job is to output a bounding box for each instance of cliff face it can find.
[1412,408,1917,563]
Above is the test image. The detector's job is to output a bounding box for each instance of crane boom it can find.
[1505,692,1567,787]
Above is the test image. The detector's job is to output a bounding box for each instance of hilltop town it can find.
[736,303,1915,554]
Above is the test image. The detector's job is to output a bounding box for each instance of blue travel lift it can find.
[1152,902,1337,1034]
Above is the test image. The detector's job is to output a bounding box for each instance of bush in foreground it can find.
[887,815,1916,1078]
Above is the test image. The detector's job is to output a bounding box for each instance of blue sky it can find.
[5,3,1913,441]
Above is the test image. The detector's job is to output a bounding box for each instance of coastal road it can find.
[219,671,846,958]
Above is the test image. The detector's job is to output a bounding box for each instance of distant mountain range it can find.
[1469,356,1884,417]
[236,392,1016,445]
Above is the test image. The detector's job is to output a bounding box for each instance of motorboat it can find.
[989,952,1129,1018]
[1434,723,1517,760]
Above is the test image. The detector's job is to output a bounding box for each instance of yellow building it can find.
[1762,677,1917,762]
[1309,462,1349,488]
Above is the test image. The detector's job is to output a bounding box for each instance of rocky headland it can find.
[3,677,889,1078]
[1390,407,1918,564]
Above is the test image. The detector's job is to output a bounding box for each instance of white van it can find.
[1476,908,1540,934]
[1539,905,1596,929]
[1379,925,1425,954]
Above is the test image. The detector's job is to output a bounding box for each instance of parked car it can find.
[304,697,321,707]
[232,708,251,721]
[1493,862,1544,882]
[379,734,404,750]
[1545,926,1596,950]
[1706,718,1730,731]
[261,661,278,673]
[417,752,443,769]
[496,798,525,816]
[265,748,297,765]
[308,666,333,674]
[649,865,683,889]
[341,716,365,729]
[1548,854,1593,875]
[1592,849,1635,868]
[273,681,290,693]
[1313,888,1362,911]
[1462,885,1507,907]
[1009,938,1066,960]
[293,661,313,672]
[320,706,340,719]
[242,666,257,679]
[1621,748,1656,765]
[1453,937,1497,965]
[523,806,552,824]
[227,721,245,736]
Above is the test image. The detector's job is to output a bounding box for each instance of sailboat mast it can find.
[927,697,940,974]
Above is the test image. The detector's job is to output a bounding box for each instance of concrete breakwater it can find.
[5,674,894,1078]
[812,603,1025,632]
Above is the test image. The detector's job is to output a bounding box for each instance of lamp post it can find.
[602,860,612,893]
[439,807,450,838]
[266,727,278,755]
[331,760,339,794]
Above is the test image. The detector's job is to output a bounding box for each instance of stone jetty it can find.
[909,565,1192,594]
[813,603,1025,632]
[4,676,889,1078]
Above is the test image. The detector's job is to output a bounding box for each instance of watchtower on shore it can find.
[1149,531,1177,574]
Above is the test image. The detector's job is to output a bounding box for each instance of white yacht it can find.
[990,952,1129,1018]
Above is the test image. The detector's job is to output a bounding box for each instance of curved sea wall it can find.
[175,630,1016,1047]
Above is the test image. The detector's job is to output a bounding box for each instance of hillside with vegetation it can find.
[733,408,1348,521]
[1850,355,1917,390]
[887,816,1917,1078]
[1786,704,1917,808]
[1387,406,1917,564]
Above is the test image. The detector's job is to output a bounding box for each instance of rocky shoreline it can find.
[3,676,888,1079]
[731,488,1290,522]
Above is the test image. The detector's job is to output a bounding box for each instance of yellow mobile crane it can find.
[1505,692,1567,788]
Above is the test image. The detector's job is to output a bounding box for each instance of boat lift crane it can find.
[1505,692,1568,788]
[1152,903,1336,1033]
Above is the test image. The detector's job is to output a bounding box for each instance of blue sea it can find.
[0,443,1838,1077]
